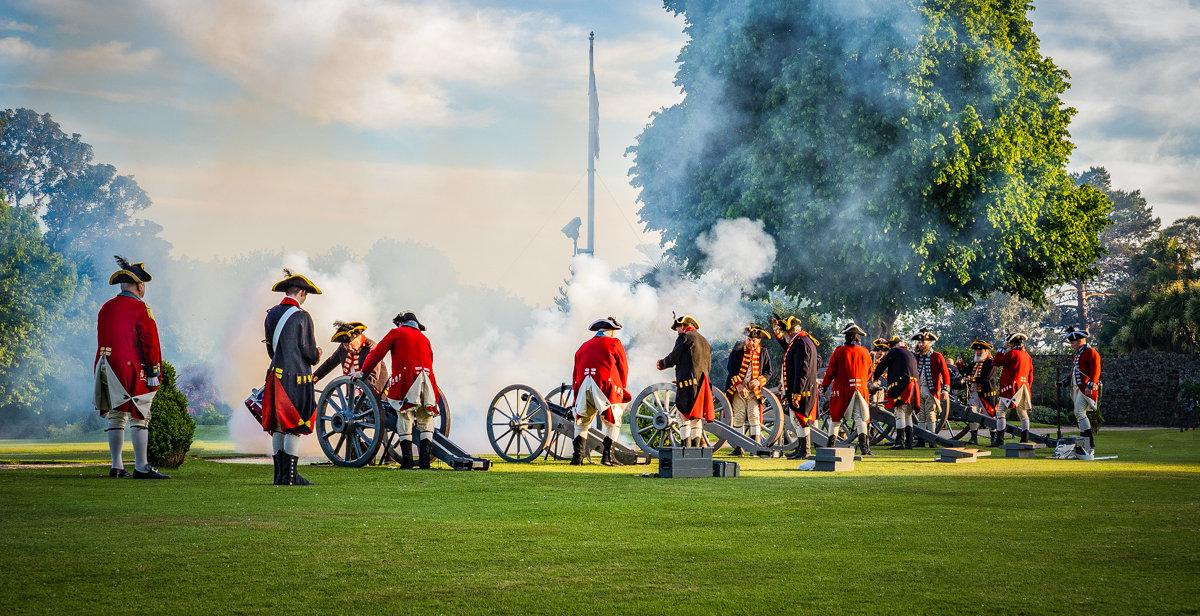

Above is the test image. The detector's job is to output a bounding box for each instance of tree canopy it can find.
[629,0,1111,332]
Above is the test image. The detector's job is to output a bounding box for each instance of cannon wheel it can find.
[627,382,731,458]
[316,376,384,467]
[379,390,451,464]
[710,388,784,450]
[486,384,553,463]
[544,384,575,460]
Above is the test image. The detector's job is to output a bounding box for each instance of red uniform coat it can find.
[929,352,951,394]
[572,335,631,423]
[361,325,440,412]
[820,342,872,422]
[993,347,1034,399]
[95,292,162,418]
[1074,345,1102,401]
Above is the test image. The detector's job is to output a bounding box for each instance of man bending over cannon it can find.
[94,256,169,479]
[993,332,1034,443]
[724,324,773,456]
[570,317,631,466]
[657,314,714,448]
[912,328,950,448]
[1064,326,1102,459]
[261,270,323,485]
[820,323,874,456]
[961,340,1000,447]
[356,312,440,469]
[774,315,819,460]
[314,320,388,396]
[873,335,921,450]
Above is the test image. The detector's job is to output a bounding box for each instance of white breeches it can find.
[1073,388,1096,431]
[393,404,437,441]
[730,391,763,428]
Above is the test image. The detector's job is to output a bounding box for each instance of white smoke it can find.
[221,218,776,456]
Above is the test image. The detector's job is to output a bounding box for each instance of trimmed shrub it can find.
[148,362,195,468]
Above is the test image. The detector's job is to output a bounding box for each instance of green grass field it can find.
[1,429,1198,615]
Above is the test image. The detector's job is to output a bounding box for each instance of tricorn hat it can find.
[589,316,623,332]
[393,311,426,331]
[871,337,889,350]
[1063,326,1089,341]
[671,312,700,331]
[744,324,771,339]
[1007,332,1030,344]
[887,335,903,348]
[970,339,995,351]
[108,255,152,285]
[910,327,938,342]
[331,320,367,343]
[271,269,322,294]
[841,322,867,337]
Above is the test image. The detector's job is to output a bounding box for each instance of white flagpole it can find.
[586,31,597,256]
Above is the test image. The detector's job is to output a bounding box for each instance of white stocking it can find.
[132,427,149,472]
[271,431,286,454]
[283,433,301,456]
[107,428,124,469]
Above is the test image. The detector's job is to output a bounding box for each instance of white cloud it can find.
[0,36,159,74]
[1,19,37,32]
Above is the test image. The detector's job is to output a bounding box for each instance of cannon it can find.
[314,376,490,470]
[485,383,651,465]
[625,382,785,458]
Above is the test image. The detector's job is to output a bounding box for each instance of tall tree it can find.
[629,0,1111,333]
[0,200,79,409]
[1064,166,1160,327]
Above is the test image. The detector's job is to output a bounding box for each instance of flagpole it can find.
[586,31,596,256]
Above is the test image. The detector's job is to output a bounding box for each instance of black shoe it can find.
[132,466,170,480]
[418,439,433,469]
[570,436,583,465]
[968,430,979,445]
[271,451,284,485]
[1019,429,1030,443]
[109,467,129,478]
[858,434,873,456]
[786,437,807,459]
[399,439,415,469]
[730,446,744,457]
[282,453,312,486]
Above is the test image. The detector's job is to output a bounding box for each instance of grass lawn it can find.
[1,429,1198,615]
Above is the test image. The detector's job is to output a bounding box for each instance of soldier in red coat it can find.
[94,256,169,479]
[911,328,951,448]
[261,270,323,485]
[994,332,1035,442]
[820,323,873,455]
[570,317,631,466]
[358,311,440,469]
[1065,326,1102,458]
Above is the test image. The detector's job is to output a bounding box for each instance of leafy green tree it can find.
[0,200,78,408]
[1098,233,1198,349]
[1065,167,1160,326]
[1162,216,1200,264]
[629,0,1111,334]
[147,362,195,468]
[1111,280,1200,353]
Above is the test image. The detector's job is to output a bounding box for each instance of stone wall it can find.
[1031,351,1200,426]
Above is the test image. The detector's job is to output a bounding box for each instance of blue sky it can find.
[1,0,1197,302]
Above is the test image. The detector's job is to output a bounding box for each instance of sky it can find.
[1,0,1198,305]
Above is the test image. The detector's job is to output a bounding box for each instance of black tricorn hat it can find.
[887,335,903,347]
[589,316,623,332]
[1063,326,1089,341]
[331,320,367,343]
[970,339,995,351]
[108,255,152,285]
[910,327,938,342]
[671,312,700,331]
[393,311,426,331]
[271,269,322,294]
[744,324,771,339]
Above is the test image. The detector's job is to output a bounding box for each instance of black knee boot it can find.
[858,433,873,456]
[418,438,433,469]
[828,431,839,448]
[905,426,915,449]
[284,453,312,486]
[891,429,906,449]
[570,436,583,465]
[272,451,285,485]
[968,430,979,445]
[1019,429,1030,443]
[399,439,415,469]
[601,437,622,466]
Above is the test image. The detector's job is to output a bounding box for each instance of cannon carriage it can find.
[314,376,490,470]
[624,382,786,458]
[485,383,651,464]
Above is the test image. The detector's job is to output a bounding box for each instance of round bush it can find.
[148,362,195,468]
